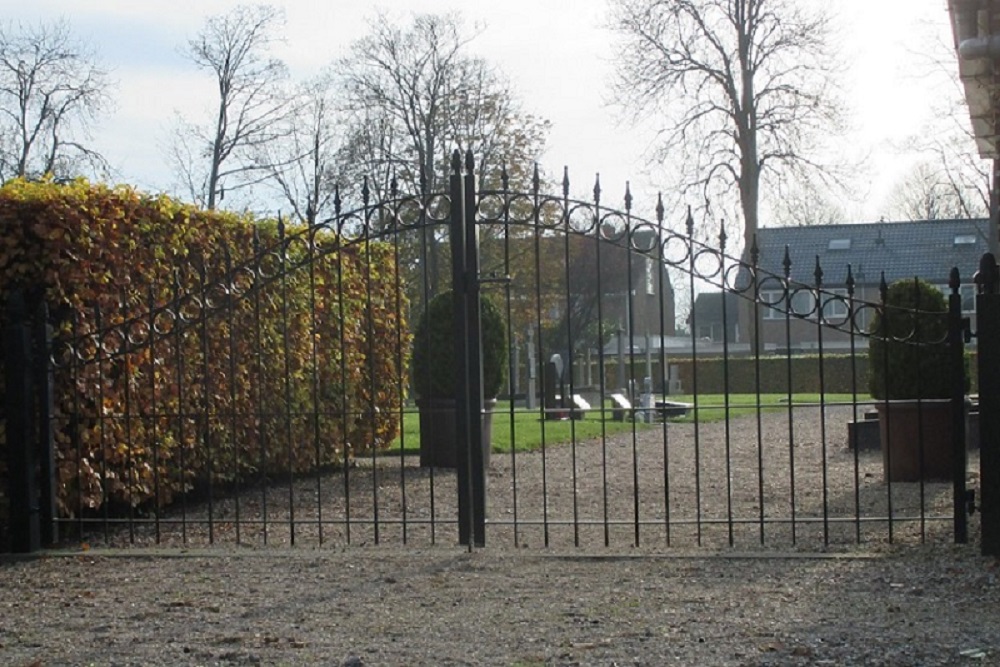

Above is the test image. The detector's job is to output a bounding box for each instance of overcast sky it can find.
[4,0,965,224]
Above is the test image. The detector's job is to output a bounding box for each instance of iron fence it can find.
[1,151,993,553]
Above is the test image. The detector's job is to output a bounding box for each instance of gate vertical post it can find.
[32,300,58,546]
[977,253,1000,557]
[949,268,968,544]
[4,290,40,552]
[463,150,486,547]
[449,150,473,547]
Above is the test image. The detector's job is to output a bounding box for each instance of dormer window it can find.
[954,234,976,245]
[827,238,851,250]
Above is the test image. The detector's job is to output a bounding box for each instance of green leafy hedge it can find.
[0,178,407,526]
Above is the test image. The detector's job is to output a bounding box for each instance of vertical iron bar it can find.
[450,150,473,548]
[305,226,323,545]
[464,150,486,548]
[336,201,353,545]
[530,164,550,547]
[415,174,436,543]
[977,253,1000,556]
[592,176,611,548]
[173,271,189,545]
[33,299,57,547]
[364,196,381,545]
[719,225,734,547]
[223,245,242,545]
[278,219,295,545]
[949,268,968,544]
[251,231,269,546]
[624,185,640,548]
[782,249,797,545]
[197,259,215,544]
[913,278,927,543]
[879,274,894,544]
[655,195,670,547]
[388,182,409,544]
[750,237,765,546]
[686,211,702,546]
[814,259,830,547]
[846,266,862,544]
[501,167,520,547]
[560,167,580,547]
[5,290,40,553]
[147,285,161,544]
[71,310,83,540]
[120,293,136,545]
[96,303,110,544]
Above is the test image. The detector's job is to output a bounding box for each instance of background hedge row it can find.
[0,178,407,524]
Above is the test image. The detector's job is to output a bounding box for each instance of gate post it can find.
[976,253,1000,557]
[4,290,40,553]
[33,300,58,547]
[462,150,486,547]
[949,268,968,544]
[450,149,486,547]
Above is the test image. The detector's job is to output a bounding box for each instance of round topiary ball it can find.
[411,290,508,399]
[868,277,951,400]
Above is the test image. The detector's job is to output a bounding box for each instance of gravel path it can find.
[1,408,996,666]
[1,544,998,666]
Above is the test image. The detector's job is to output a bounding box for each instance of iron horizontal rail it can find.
[483,516,953,527]
[58,515,953,530]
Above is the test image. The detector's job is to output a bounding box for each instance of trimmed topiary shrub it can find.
[868,277,954,400]
[411,290,508,399]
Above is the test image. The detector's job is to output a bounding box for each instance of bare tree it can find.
[768,176,847,227]
[0,19,111,181]
[609,0,843,348]
[170,4,290,209]
[255,74,347,225]
[890,31,990,223]
[886,159,986,221]
[335,11,550,294]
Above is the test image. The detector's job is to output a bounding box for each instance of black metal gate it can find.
[2,151,996,553]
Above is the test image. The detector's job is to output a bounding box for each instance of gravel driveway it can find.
[1,408,996,666]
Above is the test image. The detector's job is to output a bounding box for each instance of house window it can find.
[789,289,816,318]
[961,284,975,314]
[827,238,851,250]
[932,284,975,315]
[762,288,818,319]
[821,288,849,321]
[760,289,786,320]
[954,234,977,245]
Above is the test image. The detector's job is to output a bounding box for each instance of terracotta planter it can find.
[417,398,495,469]
[876,399,959,482]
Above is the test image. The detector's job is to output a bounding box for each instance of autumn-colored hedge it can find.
[0,179,407,526]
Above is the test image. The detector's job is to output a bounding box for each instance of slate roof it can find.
[755,219,990,288]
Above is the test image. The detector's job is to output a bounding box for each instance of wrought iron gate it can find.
[2,151,995,553]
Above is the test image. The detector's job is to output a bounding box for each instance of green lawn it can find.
[386,393,864,456]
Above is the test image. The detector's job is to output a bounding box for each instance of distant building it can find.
[706,218,988,350]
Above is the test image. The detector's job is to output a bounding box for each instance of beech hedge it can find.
[0,179,407,523]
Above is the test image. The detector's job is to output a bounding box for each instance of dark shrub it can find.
[868,277,954,400]
[412,290,508,399]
